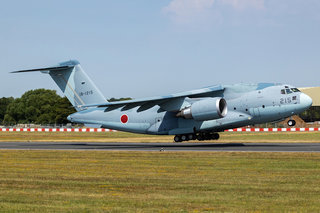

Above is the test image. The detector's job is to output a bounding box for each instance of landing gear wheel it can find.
[287,120,296,127]
[193,134,197,140]
[181,135,187,141]
[212,133,220,140]
[174,134,198,142]
[205,134,212,140]
[174,132,219,142]
[197,134,204,141]
[196,132,220,141]
[174,135,182,143]
[187,134,194,140]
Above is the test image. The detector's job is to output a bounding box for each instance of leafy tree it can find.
[54,97,76,124]
[0,97,14,124]
[4,89,76,125]
[299,106,320,122]
[4,97,25,125]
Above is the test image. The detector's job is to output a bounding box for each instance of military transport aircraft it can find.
[12,60,313,142]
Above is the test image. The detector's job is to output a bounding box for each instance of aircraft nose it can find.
[300,93,313,109]
[67,115,72,121]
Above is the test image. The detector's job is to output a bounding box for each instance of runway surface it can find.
[0,142,320,152]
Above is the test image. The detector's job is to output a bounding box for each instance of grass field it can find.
[0,151,320,212]
[0,131,320,143]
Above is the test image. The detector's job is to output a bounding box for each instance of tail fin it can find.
[12,60,106,111]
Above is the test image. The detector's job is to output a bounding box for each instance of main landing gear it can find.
[174,132,220,142]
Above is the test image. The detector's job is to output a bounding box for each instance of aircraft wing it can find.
[83,85,224,112]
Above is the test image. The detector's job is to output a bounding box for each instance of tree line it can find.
[0,89,132,126]
[0,89,76,125]
[299,106,320,122]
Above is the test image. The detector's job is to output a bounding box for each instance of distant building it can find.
[299,87,320,106]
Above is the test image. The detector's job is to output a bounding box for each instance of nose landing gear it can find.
[174,132,219,142]
[287,119,296,127]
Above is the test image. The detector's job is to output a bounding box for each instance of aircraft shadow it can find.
[65,142,246,149]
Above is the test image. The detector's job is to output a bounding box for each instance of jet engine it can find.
[177,98,227,121]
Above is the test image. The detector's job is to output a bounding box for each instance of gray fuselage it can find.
[68,83,313,135]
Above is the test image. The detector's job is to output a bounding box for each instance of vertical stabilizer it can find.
[12,60,107,111]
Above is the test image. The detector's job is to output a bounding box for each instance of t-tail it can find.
[11,60,106,111]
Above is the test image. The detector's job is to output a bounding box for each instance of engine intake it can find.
[177,98,227,121]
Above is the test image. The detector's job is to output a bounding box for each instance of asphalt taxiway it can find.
[0,142,320,152]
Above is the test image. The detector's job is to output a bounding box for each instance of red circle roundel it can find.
[121,114,128,123]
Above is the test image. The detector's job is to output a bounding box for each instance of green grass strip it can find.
[0,151,319,212]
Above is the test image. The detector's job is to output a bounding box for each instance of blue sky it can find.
[1,0,319,99]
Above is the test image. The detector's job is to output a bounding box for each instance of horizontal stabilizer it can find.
[11,65,72,73]
[11,61,79,73]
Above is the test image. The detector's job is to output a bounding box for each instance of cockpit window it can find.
[285,89,293,94]
[291,88,300,92]
[281,88,299,94]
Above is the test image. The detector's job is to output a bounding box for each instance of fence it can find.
[0,127,319,132]
[0,128,116,132]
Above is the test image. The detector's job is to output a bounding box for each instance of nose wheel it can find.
[174,132,219,142]
[287,119,296,127]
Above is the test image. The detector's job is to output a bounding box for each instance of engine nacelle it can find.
[177,98,227,121]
